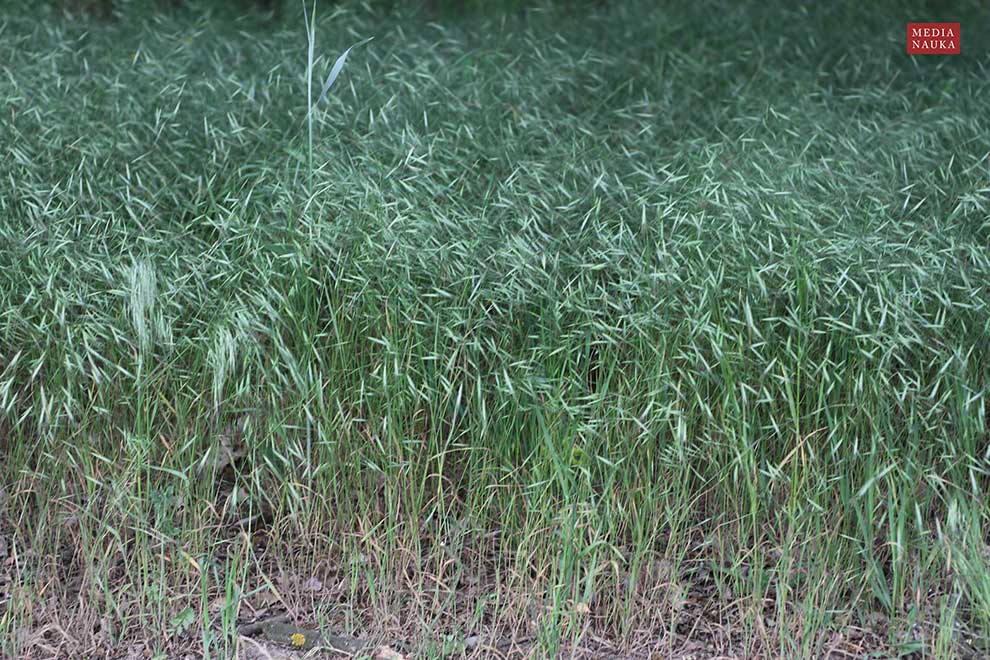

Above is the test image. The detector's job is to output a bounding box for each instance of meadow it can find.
[1,0,988,657]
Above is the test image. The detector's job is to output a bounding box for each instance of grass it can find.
[1,0,989,657]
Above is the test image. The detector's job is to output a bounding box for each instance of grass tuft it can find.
[0,0,988,657]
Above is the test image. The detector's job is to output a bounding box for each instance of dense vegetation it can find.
[1,0,988,657]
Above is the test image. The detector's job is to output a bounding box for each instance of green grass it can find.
[1,0,989,657]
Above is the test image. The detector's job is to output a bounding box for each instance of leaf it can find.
[302,1,310,40]
[302,0,315,48]
[170,607,196,635]
[314,37,374,108]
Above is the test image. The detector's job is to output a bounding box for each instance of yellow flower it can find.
[290,632,306,647]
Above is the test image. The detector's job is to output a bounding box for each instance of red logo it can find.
[907,23,960,54]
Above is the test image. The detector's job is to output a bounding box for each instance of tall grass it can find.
[1,0,988,657]
[300,0,371,196]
